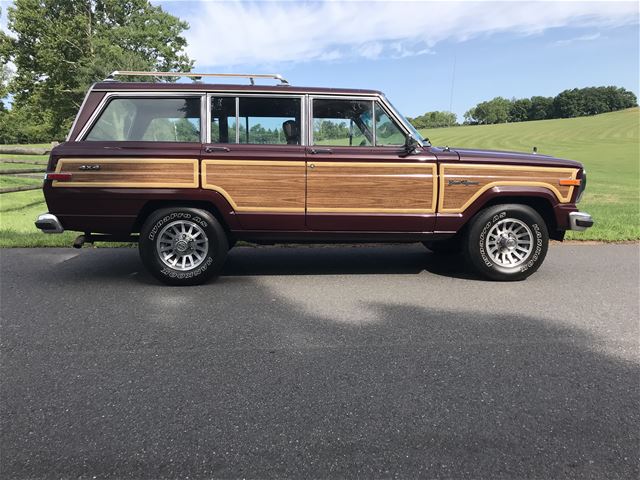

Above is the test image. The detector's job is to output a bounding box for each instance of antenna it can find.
[448,54,456,126]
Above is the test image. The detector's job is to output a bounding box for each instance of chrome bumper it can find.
[569,211,594,231]
[35,213,64,234]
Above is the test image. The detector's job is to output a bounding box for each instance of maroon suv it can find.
[35,71,593,285]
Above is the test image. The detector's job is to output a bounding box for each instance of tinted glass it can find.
[312,99,373,146]
[235,97,301,145]
[210,97,237,144]
[85,97,201,142]
[375,102,405,146]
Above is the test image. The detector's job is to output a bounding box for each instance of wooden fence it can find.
[0,144,55,194]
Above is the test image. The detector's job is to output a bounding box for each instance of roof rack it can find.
[104,71,289,85]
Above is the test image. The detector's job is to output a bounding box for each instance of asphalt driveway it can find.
[1,244,638,479]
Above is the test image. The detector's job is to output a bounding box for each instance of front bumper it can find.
[35,213,64,234]
[568,211,594,231]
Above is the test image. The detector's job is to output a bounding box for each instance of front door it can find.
[306,98,438,231]
[200,95,306,230]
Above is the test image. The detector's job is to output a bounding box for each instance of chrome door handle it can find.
[204,146,230,153]
[309,148,332,154]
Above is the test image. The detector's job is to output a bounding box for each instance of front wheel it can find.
[464,204,549,281]
[139,207,228,286]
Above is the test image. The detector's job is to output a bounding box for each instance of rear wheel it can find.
[464,204,549,281]
[139,207,228,286]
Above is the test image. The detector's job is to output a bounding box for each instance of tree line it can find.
[407,86,636,130]
[462,86,637,125]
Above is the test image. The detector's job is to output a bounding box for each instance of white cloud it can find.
[173,0,639,68]
[554,32,602,45]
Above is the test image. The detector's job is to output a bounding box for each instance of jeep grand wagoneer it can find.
[36,71,593,285]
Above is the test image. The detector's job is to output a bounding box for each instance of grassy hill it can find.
[421,107,639,240]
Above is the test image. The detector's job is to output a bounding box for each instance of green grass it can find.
[0,154,49,163]
[0,190,77,247]
[0,162,46,171]
[0,175,42,189]
[0,143,52,149]
[420,107,640,241]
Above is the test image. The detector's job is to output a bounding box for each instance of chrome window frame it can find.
[75,91,208,143]
[205,92,306,146]
[308,94,416,147]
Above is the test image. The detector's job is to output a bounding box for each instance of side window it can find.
[85,97,201,142]
[312,99,373,146]
[237,97,301,145]
[210,97,237,144]
[375,102,405,146]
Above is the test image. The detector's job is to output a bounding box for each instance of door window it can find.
[210,96,301,145]
[85,97,201,142]
[312,99,373,146]
[210,96,237,144]
[238,97,301,145]
[375,102,405,146]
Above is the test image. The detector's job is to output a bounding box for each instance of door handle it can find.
[204,146,230,153]
[309,148,332,154]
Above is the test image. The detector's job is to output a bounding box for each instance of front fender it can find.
[435,185,568,233]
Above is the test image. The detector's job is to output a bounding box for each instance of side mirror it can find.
[402,135,420,156]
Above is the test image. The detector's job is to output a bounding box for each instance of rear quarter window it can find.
[84,97,201,142]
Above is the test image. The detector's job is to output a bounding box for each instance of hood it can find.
[437,146,583,169]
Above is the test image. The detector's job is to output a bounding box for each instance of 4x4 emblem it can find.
[448,179,480,186]
[78,164,101,170]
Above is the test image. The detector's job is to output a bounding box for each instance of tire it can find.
[139,207,228,286]
[423,237,462,254]
[463,204,549,281]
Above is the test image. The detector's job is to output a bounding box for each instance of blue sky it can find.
[2,1,639,120]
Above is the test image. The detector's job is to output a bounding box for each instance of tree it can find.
[4,0,193,141]
[465,97,512,124]
[508,98,531,122]
[529,96,554,120]
[408,111,457,129]
[553,89,583,118]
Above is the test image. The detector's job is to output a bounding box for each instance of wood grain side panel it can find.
[439,164,579,213]
[202,160,305,212]
[307,162,437,213]
[53,158,199,188]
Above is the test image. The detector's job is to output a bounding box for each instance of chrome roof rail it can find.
[104,71,289,85]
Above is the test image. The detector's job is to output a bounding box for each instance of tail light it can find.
[45,173,73,181]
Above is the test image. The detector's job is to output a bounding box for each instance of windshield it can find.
[382,96,428,146]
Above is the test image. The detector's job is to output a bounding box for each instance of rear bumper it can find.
[568,211,594,231]
[35,213,64,234]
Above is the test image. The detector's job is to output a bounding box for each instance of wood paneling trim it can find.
[53,158,199,188]
[307,162,437,214]
[438,163,579,213]
[202,159,306,213]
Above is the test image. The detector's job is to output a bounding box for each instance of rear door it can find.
[201,94,306,230]
[306,97,438,231]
